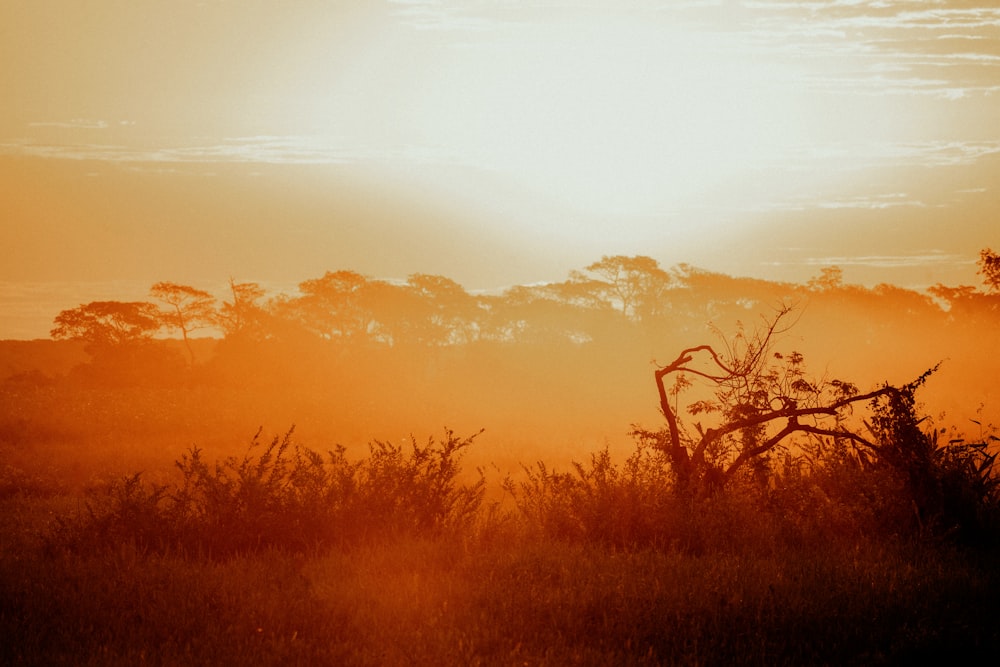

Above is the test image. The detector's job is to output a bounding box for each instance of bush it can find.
[864,369,1000,544]
[50,427,486,556]
[505,436,730,550]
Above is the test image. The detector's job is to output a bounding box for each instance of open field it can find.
[3,488,1000,666]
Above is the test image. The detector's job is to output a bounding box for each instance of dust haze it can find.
[3,255,997,486]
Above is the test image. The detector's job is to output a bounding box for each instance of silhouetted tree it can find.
[217,279,270,341]
[575,255,674,321]
[150,282,216,366]
[645,305,905,492]
[488,283,601,345]
[361,279,418,346]
[294,270,372,341]
[928,248,1000,320]
[807,266,844,292]
[978,248,1000,294]
[50,301,179,385]
[406,273,480,345]
[51,301,161,352]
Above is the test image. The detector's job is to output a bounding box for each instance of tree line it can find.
[50,256,678,357]
[34,249,1000,538]
[50,250,1000,363]
[45,248,1000,394]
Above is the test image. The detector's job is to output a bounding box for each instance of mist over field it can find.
[3,254,1000,665]
[4,1,1000,663]
[2,255,997,483]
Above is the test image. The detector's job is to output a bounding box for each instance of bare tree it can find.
[649,305,900,491]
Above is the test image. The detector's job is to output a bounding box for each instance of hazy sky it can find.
[2,0,999,338]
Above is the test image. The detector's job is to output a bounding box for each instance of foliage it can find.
[864,367,1000,543]
[51,428,486,556]
[150,281,217,365]
[573,254,676,322]
[806,265,844,292]
[505,438,674,547]
[979,247,1000,294]
[48,300,187,386]
[645,304,893,493]
[50,300,161,351]
[361,429,487,533]
[217,279,270,341]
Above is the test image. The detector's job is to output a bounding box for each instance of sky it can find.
[2,0,999,339]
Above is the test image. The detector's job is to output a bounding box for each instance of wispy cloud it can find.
[0,137,351,165]
[776,140,1000,173]
[0,135,468,169]
[27,119,110,130]
[767,252,971,269]
[798,193,926,211]
[736,2,1000,98]
[387,0,506,31]
[387,1,1000,102]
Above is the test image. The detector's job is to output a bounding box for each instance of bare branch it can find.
[649,304,899,490]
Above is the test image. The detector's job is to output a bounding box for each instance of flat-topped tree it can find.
[50,300,178,384]
[575,255,675,322]
[51,300,161,353]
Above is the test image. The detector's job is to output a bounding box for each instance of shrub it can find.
[865,369,1000,544]
[506,437,681,548]
[49,427,486,556]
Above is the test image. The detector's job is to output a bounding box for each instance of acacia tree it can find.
[293,270,372,341]
[51,300,173,384]
[575,255,674,322]
[150,282,216,366]
[51,301,161,352]
[647,305,907,491]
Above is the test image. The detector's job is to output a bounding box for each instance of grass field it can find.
[2,431,999,666]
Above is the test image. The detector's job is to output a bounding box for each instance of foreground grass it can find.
[2,494,999,666]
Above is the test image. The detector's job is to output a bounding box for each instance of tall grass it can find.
[3,427,1000,665]
[48,427,486,556]
[4,524,998,666]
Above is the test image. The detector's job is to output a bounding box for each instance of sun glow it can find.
[377,18,817,220]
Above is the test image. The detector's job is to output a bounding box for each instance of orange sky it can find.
[2,0,999,339]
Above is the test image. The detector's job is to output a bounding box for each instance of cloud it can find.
[0,135,465,169]
[395,2,1000,102]
[766,252,971,269]
[773,139,1000,174]
[387,0,505,31]
[814,194,927,210]
[27,119,110,130]
[737,2,1000,98]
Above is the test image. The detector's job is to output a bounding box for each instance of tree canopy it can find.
[51,301,161,351]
